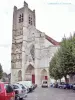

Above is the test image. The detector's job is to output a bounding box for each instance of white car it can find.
[42,80,48,88]
[17,81,33,92]
[17,83,29,93]
[12,83,27,100]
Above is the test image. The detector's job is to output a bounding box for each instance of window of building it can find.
[19,13,23,23]
[21,13,23,22]
[31,21,32,25]
[29,16,30,20]
[29,19,31,24]
[28,16,32,25]
[19,15,21,23]
[40,34,41,37]
[30,45,35,61]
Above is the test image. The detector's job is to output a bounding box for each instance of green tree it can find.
[0,64,3,79]
[49,52,63,81]
[49,34,75,83]
[59,36,75,82]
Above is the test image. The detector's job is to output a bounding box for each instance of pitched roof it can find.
[45,35,60,45]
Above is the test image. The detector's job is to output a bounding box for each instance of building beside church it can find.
[11,1,60,85]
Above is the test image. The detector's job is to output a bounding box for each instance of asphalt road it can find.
[26,87,75,100]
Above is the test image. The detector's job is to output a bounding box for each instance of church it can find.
[11,1,60,85]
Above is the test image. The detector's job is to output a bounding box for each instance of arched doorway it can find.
[25,64,35,84]
[18,70,22,81]
[41,69,48,81]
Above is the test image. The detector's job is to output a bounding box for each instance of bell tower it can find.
[11,1,36,83]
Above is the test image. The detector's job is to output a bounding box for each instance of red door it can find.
[45,76,48,80]
[32,74,35,84]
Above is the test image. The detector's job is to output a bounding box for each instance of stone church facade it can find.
[11,1,59,85]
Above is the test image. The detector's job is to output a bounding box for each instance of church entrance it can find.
[41,69,48,81]
[25,64,35,84]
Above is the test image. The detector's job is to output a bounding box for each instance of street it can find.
[26,87,75,100]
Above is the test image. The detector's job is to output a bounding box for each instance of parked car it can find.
[52,83,56,88]
[50,83,53,87]
[17,83,29,93]
[73,83,75,90]
[41,80,48,88]
[32,84,37,90]
[0,82,15,100]
[63,84,70,89]
[22,84,29,93]
[58,82,71,89]
[53,83,58,88]
[69,84,73,89]
[58,82,65,88]
[12,83,27,100]
[17,81,33,92]
[50,83,58,88]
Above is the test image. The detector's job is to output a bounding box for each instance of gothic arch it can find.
[25,64,35,83]
[25,64,34,74]
[41,69,47,81]
[18,70,22,81]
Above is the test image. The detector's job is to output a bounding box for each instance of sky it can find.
[0,0,75,73]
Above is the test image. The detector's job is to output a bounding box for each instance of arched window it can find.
[40,34,41,37]
[41,69,47,81]
[30,45,35,61]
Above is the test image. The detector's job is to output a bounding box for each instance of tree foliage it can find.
[60,35,75,76]
[49,34,75,82]
[49,52,63,80]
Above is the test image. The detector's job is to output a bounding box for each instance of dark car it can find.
[58,82,71,89]
[69,84,73,89]
[63,83,70,89]
[54,83,58,88]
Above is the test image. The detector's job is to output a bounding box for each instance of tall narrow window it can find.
[30,45,35,61]
[21,13,23,22]
[31,21,32,25]
[28,16,32,25]
[19,13,24,23]
[31,17,32,25]
[19,15,21,23]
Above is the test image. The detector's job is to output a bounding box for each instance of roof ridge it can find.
[45,35,60,45]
